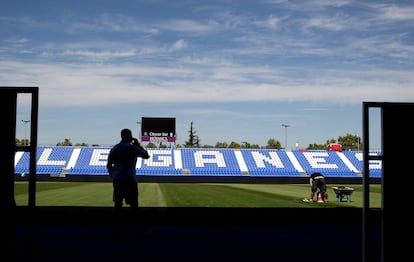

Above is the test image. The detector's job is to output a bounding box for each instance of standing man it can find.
[107,128,150,211]
[309,172,328,202]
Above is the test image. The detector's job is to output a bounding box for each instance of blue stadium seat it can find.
[14,146,382,179]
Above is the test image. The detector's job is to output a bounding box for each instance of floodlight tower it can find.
[281,124,290,150]
[22,119,31,146]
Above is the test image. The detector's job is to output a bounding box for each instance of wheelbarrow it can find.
[332,186,354,202]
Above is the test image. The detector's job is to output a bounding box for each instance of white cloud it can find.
[171,39,187,51]
[266,15,280,29]
[376,4,414,21]
[62,49,136,60]
[307,15,348,31]
[1,0,412,148]
[1,60,413,108]
[156,19,219,33]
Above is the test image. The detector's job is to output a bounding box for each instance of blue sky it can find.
[1,0,413,149]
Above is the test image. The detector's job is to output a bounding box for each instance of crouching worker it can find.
[309,172,328,202]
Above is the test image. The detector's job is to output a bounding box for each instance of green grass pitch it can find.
[14,181,381,208]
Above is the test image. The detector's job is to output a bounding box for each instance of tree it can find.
[338,134,362,151]
[184,121,200,148]
[265,138,282,149]
[326,138,337,144]
[16,138,29,146]
[215,142,228,148]
[159,142,169,148]
[56,138,72,146]
[146,142,157,148]
[75,142,89,146]
[228,141,240,148]
[307,143,325,150]
[47,132,362,150]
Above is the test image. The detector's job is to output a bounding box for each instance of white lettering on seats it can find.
[89,149,110,166]
[251,151,284,168]
[37,148,66,165]
[194,151,226,167]
[146,150,173,167]
[303,151,337,168]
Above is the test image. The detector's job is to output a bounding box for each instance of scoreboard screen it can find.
[141,117,176,142]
